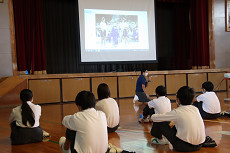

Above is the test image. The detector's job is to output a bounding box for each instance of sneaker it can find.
[202,136,217,147]
[108,143,123,152]
[139,117,149,123]
[59,137,70,153]
[168,142,173,150]
[151,137,169,145]
[133,95,139,103]
[43,130,50,138]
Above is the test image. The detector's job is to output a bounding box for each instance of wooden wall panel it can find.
[146,75,165,95]
[118,76,138,98]
[188,73,207,92]
[166,74,186,94]
[92,77,117,99]
[0,80,27,107]
[29,79,60,104]
[62,78,90,102]
[208,72,226,91]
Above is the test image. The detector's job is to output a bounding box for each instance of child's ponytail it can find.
[20,89,35,127]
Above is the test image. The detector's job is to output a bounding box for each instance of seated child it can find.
[96,83,120,133]
[139,85,171,123]
[59,91,108,153]
[193,81,221,119]
[150,86,206,152]
[9,89,43,145]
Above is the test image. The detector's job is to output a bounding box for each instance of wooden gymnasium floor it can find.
[0,92,230,153]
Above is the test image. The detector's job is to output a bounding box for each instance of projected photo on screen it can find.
[95,14,139,49]
[78,0,157,63]
[84,9,149,52]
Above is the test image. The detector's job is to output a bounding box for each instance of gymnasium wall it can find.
[0,0,13,77]
[0,0,229,77]
[214,0,230,68]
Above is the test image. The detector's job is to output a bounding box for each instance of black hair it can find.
[202,81,214,92]
[97,83,111,100]
[141,69,147,74]
[155,85,166,96]
[75,91,95,110]
[176,86,195,105]
[20,89,35,127]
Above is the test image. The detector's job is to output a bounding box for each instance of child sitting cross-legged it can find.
[139,85,171,123]
[150,86,206,152]
[59,91,108,153]
[193,81,221,119]
[95,83,120,133]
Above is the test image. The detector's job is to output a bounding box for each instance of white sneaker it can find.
[59,137,70,153]
[133,95,139,103]
[43,130,50,138]
[138,117,149,123]
[169,141,173,150]
[133,104,139,112]
[151,137,169,145]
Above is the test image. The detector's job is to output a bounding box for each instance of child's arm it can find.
[151,110,177,122]
[196,94,204,102]
[62,115,77,131]
[9,109,15,124]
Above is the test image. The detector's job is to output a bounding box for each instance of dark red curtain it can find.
[173,1,191,69]
[190,0,209,67]
[13,0,46,73]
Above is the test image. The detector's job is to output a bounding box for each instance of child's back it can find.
[96,97,119,128]
[197,91,221,114]
[62,108,108,153]
[194,81,221,119]
[148,96,171,114]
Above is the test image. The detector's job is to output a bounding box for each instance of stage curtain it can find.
[13,0,46,74]
[172,1,191,70]
[156,0,190,70]
[190,0,210,68]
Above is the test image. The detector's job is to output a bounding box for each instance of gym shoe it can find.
[202,136,217,147]
[59,137,70,153]
[139,117,149,123]
[151,137,169,145]
[169,141,173,150]
[43,130,50,138]
[133,95,139,103]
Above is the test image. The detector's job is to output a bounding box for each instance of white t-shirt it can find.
[197,92,221,114]
[151,105,206,145]
[148,96,171,114]
[9,101,41,128]
[62,108,108,153]
[95,98,120,128]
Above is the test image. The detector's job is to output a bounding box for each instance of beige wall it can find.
[0,0,13,77]
[214,0,230,68]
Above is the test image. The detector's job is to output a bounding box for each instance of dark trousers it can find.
[66,129,77,153]
[151,122,202,152]
[135,91,151,102]
[107,124,119,133]
[143,105,155,118]
[193,102,220,119]
[10,121,43,145]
